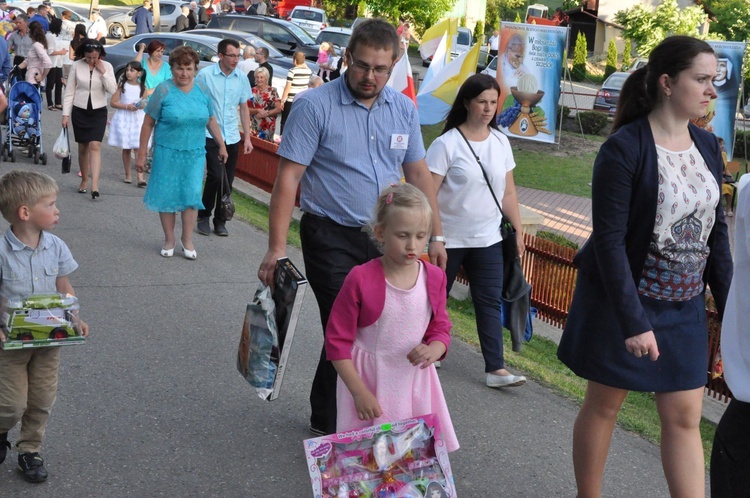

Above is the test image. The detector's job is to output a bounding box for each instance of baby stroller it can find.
[2,72,47,165]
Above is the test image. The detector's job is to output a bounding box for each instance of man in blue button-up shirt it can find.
[195,39,252,236]
[257,19,446,436]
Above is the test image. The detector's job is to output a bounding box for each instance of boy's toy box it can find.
[303,414,456,497]
[237,257,307,401]
[1,293,85,350]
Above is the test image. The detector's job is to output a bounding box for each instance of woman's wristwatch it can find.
[429,235,446,244]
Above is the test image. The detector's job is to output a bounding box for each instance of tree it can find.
[514,12,521,23]
[473,20,484,41]
[702,0,750,42]
[485,0,524,28]
[604,39,617,78]
[614,0,707,56]
[572,31,587,81]
[622,39,632,70]
[364,0,454,32]
[324,0,359,21]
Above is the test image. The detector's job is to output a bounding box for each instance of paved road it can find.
[0,105,709,496]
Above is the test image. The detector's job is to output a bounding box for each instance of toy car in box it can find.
[1,293,85,350]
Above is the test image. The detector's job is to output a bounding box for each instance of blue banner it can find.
[692,41,746,160]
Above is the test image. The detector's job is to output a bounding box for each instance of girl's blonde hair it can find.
[372,183,432,232]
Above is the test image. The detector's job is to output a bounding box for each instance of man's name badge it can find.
[390,134,408,150]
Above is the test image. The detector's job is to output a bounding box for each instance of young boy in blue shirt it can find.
[0,170,89,483]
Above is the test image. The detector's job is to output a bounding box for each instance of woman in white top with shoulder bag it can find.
[426,73,526,389]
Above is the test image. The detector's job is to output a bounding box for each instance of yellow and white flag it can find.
[418,18,457,61]
[417,43,481,125]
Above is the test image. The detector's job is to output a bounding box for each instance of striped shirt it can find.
[284,65,312,103]
[278,75,425,227]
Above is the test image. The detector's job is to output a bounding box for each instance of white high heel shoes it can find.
[180,242,197,260]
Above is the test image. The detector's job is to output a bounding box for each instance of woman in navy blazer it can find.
[557,36,732,497]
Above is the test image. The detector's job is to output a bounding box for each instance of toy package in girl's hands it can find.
[303,414,456,497]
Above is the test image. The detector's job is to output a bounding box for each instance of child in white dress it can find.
[108,61,148,187]
[325,183,459,452]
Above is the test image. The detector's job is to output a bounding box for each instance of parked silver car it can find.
[104,32,221,81]
[287,6,327,38]
[105,0,189,39]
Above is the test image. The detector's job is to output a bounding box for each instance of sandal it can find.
[48,106,56,111]
[138,181,147,188]
[55,105,63,110]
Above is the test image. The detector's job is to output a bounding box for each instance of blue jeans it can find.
[445,242,505,372]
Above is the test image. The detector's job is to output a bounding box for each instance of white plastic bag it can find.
[53,128,69,160]
[237,285,278,400]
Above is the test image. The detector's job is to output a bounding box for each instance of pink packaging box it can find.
[302,414,456,497]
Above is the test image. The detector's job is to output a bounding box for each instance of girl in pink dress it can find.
[325,183,459,452]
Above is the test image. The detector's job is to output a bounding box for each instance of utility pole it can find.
[153,0,161,32]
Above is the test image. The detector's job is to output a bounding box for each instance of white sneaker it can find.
[486,373,526,388]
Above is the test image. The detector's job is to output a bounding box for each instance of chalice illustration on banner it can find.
[498,74,551,137]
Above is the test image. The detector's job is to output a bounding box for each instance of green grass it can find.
[513,150,596,198]
[233,190,301,248]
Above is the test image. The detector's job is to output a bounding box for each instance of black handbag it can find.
[219,164,235,221]
[61,128,71,174]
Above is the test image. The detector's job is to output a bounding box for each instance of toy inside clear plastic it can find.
[1,293,82,343]
[312,421,452,497]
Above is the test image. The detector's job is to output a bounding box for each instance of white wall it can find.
[445,0,487,34]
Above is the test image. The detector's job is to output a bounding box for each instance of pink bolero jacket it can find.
[325,258,452,361]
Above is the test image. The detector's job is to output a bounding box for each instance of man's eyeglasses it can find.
[347,57,392,78]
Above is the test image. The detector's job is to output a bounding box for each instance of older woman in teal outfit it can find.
[135,46,227,260]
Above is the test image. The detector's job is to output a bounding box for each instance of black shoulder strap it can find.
[454,127,505,219]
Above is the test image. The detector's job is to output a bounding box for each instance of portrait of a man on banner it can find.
[495,22,567,144]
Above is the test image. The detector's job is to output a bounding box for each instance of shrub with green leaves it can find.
[558,105,571,119]
[622,39,632,70]
[604,39,618,78]
[578,111,609,135]
[734,130,750,160]
[572,32,587,81]
[537,231,579,250]
[474,20,484,41]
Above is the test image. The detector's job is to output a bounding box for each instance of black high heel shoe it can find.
[91,191,100,200]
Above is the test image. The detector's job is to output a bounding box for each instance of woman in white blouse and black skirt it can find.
[61,39,116,199]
